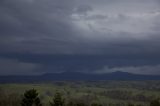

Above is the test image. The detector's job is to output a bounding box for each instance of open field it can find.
[0,81,160,106]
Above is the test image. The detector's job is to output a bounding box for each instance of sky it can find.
[0,0,160,75]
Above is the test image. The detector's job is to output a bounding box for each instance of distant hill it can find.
[0,71,160,83]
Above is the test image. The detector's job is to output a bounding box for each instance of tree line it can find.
[21,89,160,106]
[0,88,160,106]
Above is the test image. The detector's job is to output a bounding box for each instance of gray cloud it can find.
[0,0,160,75]
[0,58,40,75]
[95,65,160,75]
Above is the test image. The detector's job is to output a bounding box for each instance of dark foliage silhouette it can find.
[150,98,160,106]
[21,89,42,106]
[50,92,65,106]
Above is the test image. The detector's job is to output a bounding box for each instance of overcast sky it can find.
[0,0,160,75]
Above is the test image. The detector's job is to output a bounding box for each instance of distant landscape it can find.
[0,72,160,106]
[1,71,160,83]
[1,81,160,106]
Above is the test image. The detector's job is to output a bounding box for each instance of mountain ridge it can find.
[0,71,160,83]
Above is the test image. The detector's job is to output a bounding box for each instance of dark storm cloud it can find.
[0,0,160,75]
[0,0,79,54]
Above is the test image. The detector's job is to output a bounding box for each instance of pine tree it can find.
[21,89,42,106]
[50,92,65,106]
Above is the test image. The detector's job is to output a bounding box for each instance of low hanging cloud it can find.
[0,58,41,75]
[95,65,160,75]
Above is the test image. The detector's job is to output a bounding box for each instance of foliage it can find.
[127,103,134,106]
[0,88,21,106]
[91,103,102,106]
[50,92,65,106]
[150,98,160,106]
[21,89,42,106]
[1,81,160,106]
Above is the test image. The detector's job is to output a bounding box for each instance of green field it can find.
[0,81,160,106]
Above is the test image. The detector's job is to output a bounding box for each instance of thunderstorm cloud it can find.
[0,0,160,75]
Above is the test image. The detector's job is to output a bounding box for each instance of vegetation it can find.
[0,81,160,106]
[50,92,65,106]
[150,98,160,106]
[0,88,21,106]
[21,89,42,106]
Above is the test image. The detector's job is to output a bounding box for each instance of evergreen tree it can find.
[21,89,42,106]
[50,92,65,106]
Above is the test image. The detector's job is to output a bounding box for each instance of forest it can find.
[0,81,160,106]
